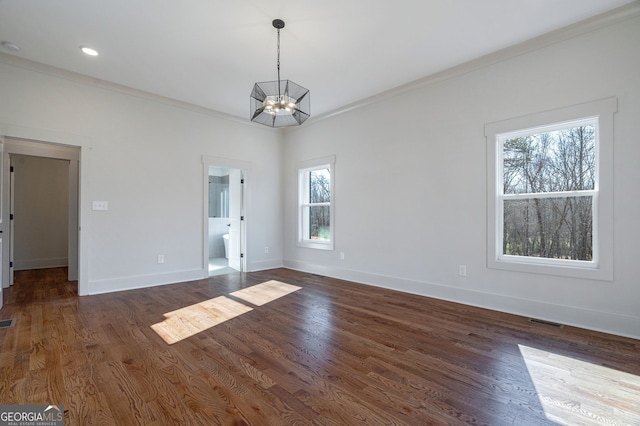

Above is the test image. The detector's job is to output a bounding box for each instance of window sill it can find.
[488,256,612,281]
[297,240,334,251]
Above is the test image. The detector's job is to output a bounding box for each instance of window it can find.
[298,156,335,250]
[486,98,616,280]
[501,119,597,262]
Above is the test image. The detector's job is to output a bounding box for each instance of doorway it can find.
[12,155,69,273]
[207,166,245,276]
[1,138,80,307]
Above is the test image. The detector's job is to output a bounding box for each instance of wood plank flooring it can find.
[1,267,639,425]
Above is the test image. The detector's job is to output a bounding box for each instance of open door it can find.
[202,155,249,276]
[9,157,15,285]
[0,138,4,310]
[227,169,244,272]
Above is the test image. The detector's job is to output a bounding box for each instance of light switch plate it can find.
[92,201,109,211]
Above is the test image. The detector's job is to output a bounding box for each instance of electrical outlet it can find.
[459,265,467,276]
[157,255,165,264]
[340,252,345,260]
[264,246,269,254]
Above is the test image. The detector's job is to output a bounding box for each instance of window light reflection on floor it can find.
[151,281,301,345]
[230,280,301,306]
[518,344,640,424]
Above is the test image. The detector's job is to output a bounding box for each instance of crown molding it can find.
[308,2,640,125]
[2,2,638,130]
[0,51,279,131]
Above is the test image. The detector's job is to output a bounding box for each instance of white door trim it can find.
[1,137,82,293]
[201,155,251,275]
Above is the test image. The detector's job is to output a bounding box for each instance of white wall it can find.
[13,155,69,270]
[283,13,640,339]
[0,55,284,295]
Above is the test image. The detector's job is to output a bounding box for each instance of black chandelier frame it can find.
[250,19,310,127]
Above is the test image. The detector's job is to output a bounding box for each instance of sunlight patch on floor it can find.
[151,281,301,344]
[230,280,301,306]
[151,296,252,344]
[518,344,640,425]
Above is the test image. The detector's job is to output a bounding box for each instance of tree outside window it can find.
[501,123,596,261]
[298,156,335,250]
[307,168,331,240]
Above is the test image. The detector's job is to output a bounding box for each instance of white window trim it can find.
[297,155,335,250]
[485,98,616,281]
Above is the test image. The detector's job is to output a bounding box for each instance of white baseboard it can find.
[88,268,206,295]
[15,257,68,271]
[283,259,640,341]
[248,259,284,272]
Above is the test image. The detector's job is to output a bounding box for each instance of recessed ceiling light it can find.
[80,46,99,56]
[1,41,21,52]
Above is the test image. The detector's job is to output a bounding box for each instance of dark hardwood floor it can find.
[1,267,638,425]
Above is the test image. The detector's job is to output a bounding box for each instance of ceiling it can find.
[0,0,635,122]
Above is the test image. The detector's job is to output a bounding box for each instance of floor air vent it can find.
[0,319,15,329]
[528,318,564,328]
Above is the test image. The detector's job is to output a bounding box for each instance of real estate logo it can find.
[0,404,64,426]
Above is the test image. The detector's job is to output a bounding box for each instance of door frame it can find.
[1,138,80,289]
[201,155,250,274]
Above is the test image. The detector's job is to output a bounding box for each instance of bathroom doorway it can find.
[206,165,245,276]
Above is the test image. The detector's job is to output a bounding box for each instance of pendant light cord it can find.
[276,27,281,99]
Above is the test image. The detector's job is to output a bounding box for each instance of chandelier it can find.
[250,19,310,127]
